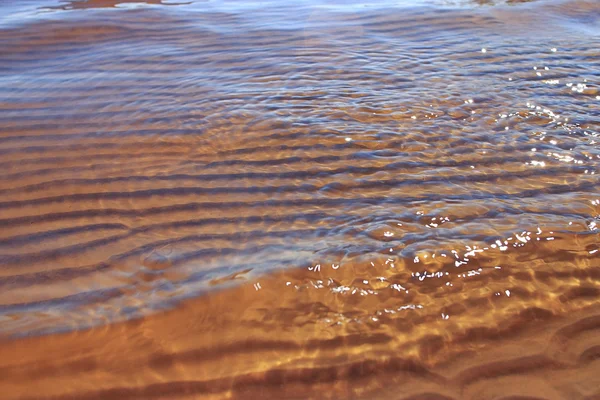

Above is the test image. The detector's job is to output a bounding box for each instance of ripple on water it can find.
[0,0,599,398]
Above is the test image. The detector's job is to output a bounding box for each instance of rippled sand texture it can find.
[1,0,600,398]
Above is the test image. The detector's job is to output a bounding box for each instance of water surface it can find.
[0,0,599,398]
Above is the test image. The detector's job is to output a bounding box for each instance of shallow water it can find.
[0,0,599,398]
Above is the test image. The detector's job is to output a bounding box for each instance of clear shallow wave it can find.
[0,0,599,398]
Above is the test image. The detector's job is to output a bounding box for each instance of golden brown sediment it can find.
[1,0,599,398]
[1,246,600,399]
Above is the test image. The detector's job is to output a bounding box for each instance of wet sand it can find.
[0,0,599,398]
